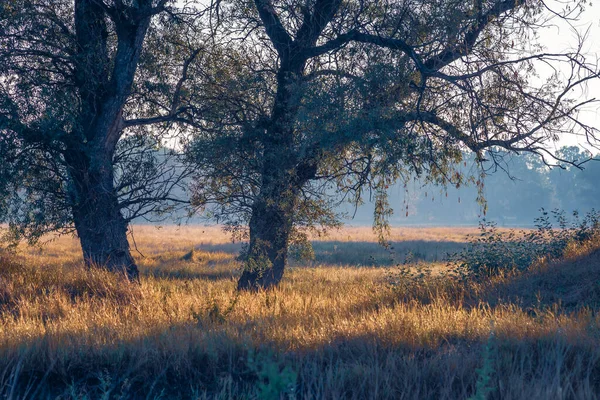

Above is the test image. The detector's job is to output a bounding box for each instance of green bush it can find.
[450,209,600,279]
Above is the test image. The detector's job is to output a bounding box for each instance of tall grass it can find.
[0,227,599,399]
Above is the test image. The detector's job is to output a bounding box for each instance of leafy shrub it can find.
[385,251,434,291]
[450,209,600,279]
[247,349,297,400]
[468,329,497,400]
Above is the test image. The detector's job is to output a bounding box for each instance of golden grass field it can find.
[1,225,600,399]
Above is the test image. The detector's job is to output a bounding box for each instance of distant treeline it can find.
[340,146,600,226]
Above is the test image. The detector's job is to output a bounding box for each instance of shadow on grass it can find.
[4,310,599,400]
[138,250,240,281]
[7,240,600,397]
[3,256,600,398]
[195,240,468,266]
[475,247,600,313]
[144,268,238,281]
[138,239,467,284]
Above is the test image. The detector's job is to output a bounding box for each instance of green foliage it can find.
[247,350,297,400]
[468,330,497,400]
[288,231,316,262]
[204,294,239,324]
[386,251,434,293]
[450,209,600,279]
[187,0,597,267]
[0,1,199,248]
[240,238,274,273]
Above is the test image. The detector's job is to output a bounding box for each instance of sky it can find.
[534,1,600,151]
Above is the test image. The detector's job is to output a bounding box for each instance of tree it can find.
[0,1,206,279]
[482,152,553,222]
[187,0,599,290]
[548,146,600,212]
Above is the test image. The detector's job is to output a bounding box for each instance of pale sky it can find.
[535,1,600,152]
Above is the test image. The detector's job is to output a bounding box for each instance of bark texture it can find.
[236,0,328,289]
[68,148,138,280]
[1,0,193,280]
[67,0,152,279]
[237,178,296,290]
[237,61,305,290]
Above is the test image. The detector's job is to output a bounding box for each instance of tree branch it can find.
[253,0,293,56]
[295,0,341,47]
[423,0,520,71]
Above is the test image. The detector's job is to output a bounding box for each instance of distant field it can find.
[1,225,599,399]
[23,224,495,266]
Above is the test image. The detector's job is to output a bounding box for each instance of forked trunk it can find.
[64,0,153,282]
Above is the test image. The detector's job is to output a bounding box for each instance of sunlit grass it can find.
[0,226,599,399]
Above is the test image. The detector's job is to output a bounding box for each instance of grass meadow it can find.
[1,225,600,399]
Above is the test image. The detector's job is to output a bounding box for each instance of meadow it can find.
[1,225,600,399]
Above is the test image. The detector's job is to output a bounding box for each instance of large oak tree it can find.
[0,0,205,279]
[188,0,599,290]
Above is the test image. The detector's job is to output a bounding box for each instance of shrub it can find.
[450,209,600,279]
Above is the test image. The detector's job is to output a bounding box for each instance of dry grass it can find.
[480,235,600,311]
[124,224,488,244]
[0,226,599,399]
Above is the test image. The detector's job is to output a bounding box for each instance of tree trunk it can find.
[67,149,139,281]
[67,0,151,282]
[237,176,296,291]
[73,198,138,281]
[237,62,313,290]
[237,155,319,290]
